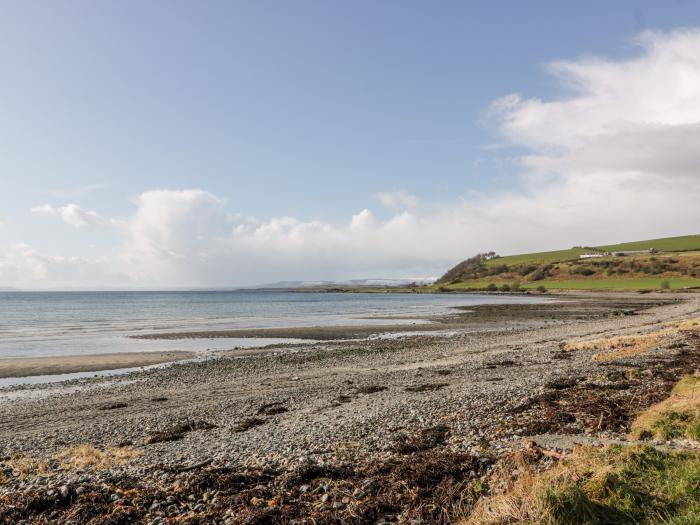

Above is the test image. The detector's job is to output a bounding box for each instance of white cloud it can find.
[31,203,123,228]
[4,28,700,288]
[491,30,700,150]
[374,191,419,211]
[0,244,128,289]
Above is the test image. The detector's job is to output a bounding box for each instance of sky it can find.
[1,1,700,289]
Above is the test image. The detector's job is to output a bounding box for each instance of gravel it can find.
[0,292,697,503]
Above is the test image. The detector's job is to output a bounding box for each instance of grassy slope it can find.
[598,234,700,253]
[484,248,589,267]
[444,234,700,291]
[483,234,700,268]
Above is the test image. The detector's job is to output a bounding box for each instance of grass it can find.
[440,278,700,291]
[562,333,663,361]
[460,314,700,524]
[519,278,700,291]
[54,444,143,470]
[464,445,700,525]
[562,316,700,362]
[0,445,143,481]
[483,234,700,270]
[631,374,700,442]
[484,248,590,267]
[597,234,700,253]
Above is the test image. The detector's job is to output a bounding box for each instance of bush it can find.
[486,283,498,292]
[660,280,671,290]
[511,281,521,292]
[537,285,546,293]
[499,284,511,292]
[517,264,538,276]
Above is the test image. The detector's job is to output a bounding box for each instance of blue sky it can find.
[2,1,700,288]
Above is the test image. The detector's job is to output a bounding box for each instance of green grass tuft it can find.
[544,446,700,525]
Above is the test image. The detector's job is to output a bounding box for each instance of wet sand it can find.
[0,351,195,378]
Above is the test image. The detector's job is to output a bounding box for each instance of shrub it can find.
[537,285,546,293]
[517,264,538,276]
[486,283,498,292]
[660,280,671,290]
[499,284,511,292]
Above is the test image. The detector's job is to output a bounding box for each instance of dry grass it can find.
[54,444,143,470]
[462,445,626,525]
[675,317,700,332]
[566,333,663,361]
[630,373,700,441]
[1,445,142,482]
[462,443,700,525]
[561,316,700,361]
[462,322,700,525]
[1,454,52,480]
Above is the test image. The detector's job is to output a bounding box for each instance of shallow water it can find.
[0,290,549,358]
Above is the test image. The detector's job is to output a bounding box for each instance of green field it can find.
[441,278,700,291]
[483,248,590,267]
[481,234,700,268]
[597,234,700,253]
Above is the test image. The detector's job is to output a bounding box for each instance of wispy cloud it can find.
[31,203,124,228]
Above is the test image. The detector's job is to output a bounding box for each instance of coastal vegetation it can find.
[434,234,700,292]
[461,310,700,525]
[304,235,700,293]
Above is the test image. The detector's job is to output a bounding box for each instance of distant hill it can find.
[437,234,700,291]
[0,286,20,292]
[252,278,436,289]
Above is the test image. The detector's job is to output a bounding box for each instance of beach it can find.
[0,351,194,379]
[1,292,699,522]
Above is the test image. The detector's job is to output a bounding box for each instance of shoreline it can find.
[0,351,195,379]
[1,292,698,523]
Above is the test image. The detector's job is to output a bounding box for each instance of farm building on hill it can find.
[579,252,611,259]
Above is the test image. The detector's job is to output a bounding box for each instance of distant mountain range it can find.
[250,278,436,289]
[0,286,20,292]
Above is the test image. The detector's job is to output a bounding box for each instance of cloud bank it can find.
[3,29,700,288]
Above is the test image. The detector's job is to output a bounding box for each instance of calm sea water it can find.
[0,291,548,358]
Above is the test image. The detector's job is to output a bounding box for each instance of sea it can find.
[0,290,549,359]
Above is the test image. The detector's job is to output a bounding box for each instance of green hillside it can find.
[483,248,588,267]
[438,233,700,291]
[598,234,700,253]
[483,234,700,268]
